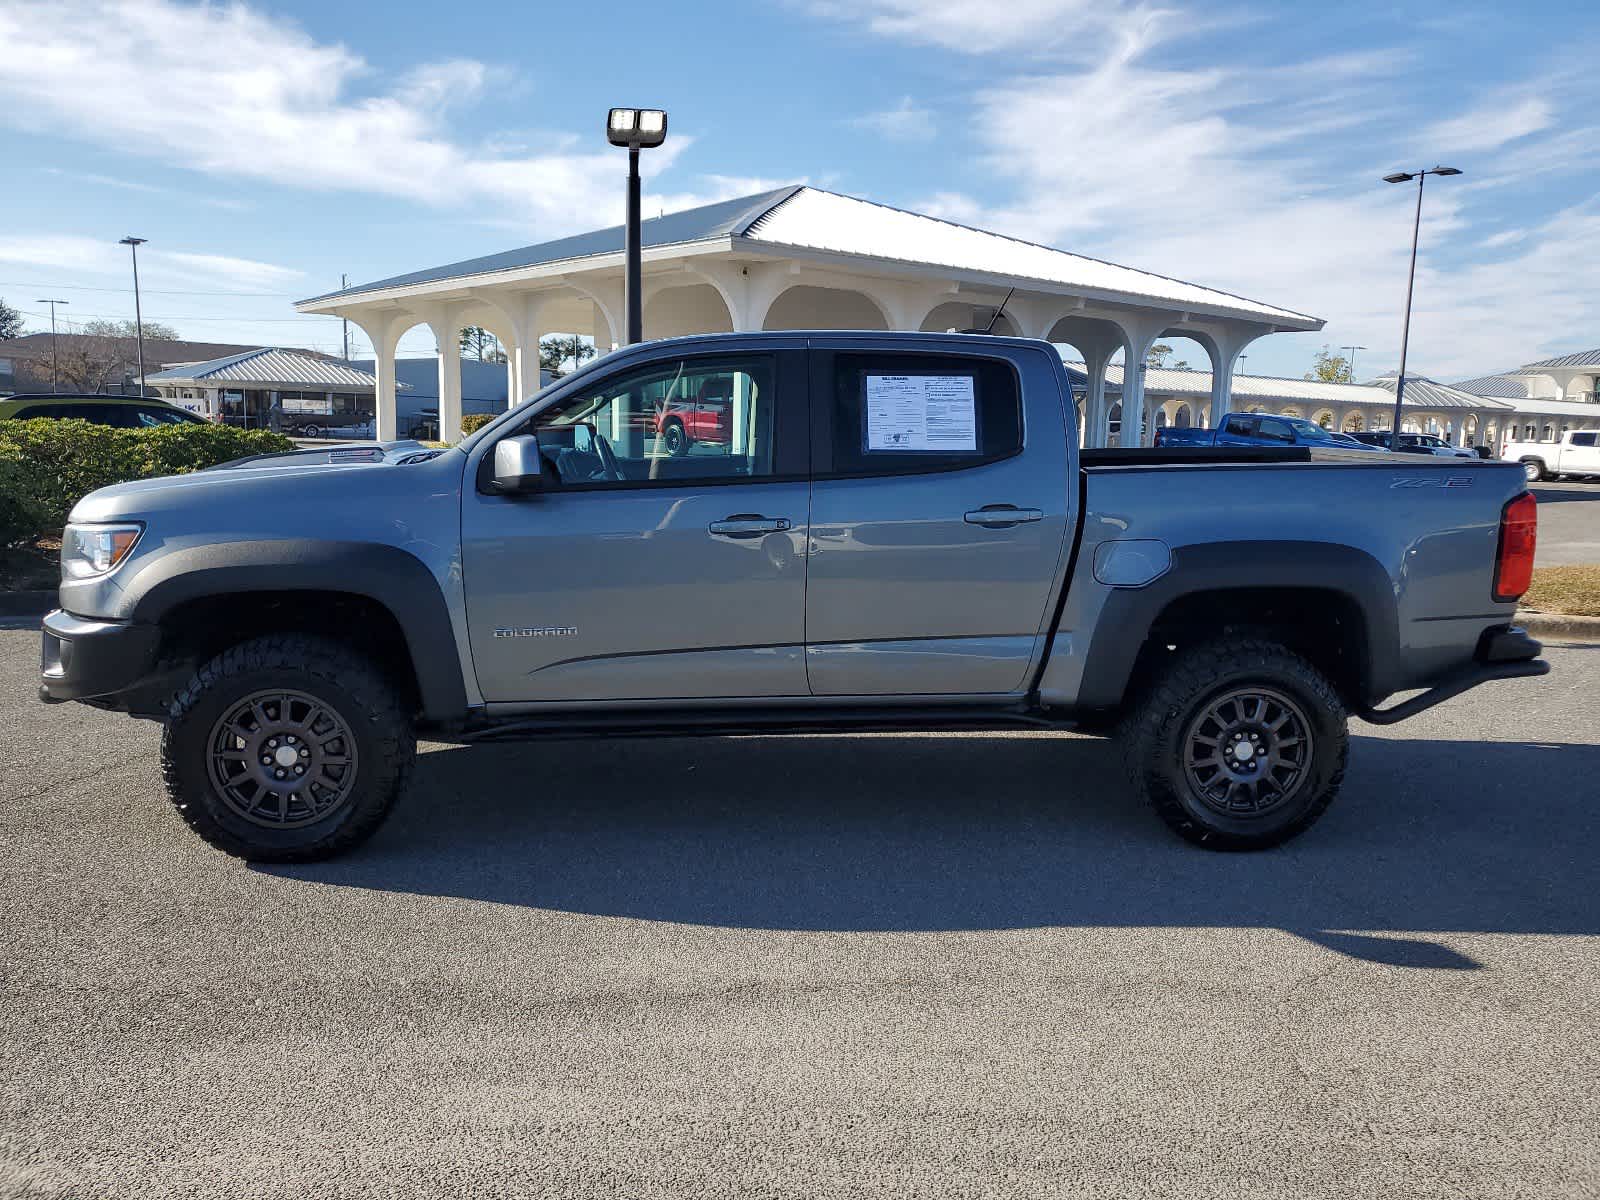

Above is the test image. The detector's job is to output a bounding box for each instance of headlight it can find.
[61,523,144,580]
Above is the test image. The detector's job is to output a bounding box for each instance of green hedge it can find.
[0,449,49,549]
[0,419,296,538]
[458,412,496,437]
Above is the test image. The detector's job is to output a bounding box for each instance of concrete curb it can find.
[1517,610,1600,643]
[0,590,55,618]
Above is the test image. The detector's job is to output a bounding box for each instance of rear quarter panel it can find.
[1041,456,1528,708]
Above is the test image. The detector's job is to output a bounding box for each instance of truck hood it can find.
[68,442,456,522]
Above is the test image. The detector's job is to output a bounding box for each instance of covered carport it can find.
[295,186,1321,443]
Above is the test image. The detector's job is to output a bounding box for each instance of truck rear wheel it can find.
[1521,458,1547,482]
[160,634,415,862]
[1120,637,1348,850]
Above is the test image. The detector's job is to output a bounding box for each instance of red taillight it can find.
[1494,491,1537,602]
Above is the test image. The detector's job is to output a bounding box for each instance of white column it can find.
[432,325,463,443]
[1082,345,1113,448]
[350,311,407,443]
[1118,317,1169,447]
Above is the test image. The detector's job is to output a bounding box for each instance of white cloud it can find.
[852,98,935,142]
[807,0,1600,379]
[805,0,1168,58]
[1424,95,1552,154]
[0,234,302,290]
[0,0,739,236]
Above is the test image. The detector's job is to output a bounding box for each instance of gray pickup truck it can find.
[39,332,1548,861]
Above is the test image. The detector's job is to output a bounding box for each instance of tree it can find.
[539,333,595,378]
[81,318,181,342]
[1305,346,1353,384]
[1145,342,1190,370]
[0,297,22,341]
[458,325,507,364]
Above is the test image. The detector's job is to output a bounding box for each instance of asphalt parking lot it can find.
[1531,478,1600,565]
[3,627,1598,1199]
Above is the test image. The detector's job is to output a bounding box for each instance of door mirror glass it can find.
[492,434,545,494]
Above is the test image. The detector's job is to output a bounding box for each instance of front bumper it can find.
[1358,625,1549,726]
[38,609,161,705]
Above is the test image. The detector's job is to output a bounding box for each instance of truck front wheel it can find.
[1120,637,1348,850]
[160,634,416,862]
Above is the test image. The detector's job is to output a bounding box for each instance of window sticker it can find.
[864,374,978,452]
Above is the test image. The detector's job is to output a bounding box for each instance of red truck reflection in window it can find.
[655,376,734,456]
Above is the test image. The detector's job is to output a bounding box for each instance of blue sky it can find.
[1,0,1597,379]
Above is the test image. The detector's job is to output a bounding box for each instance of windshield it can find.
[1282,416,1337,442]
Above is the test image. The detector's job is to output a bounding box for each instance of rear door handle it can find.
[964,505,1044,528]
[709,514,792,539]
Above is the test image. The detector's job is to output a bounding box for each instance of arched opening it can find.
[1343,412,1365,433]
[1278,405,1304,418]
[1312,408,1336,429]
[763,286,889,331]
[1462,414,1479,445]
[1045,315,1129,447]
[1108,401,1123,447]
[919,301,1017,335]
[643,282,734,340]
[1174,404,1192,428]
[1542,423,1555,442]
[1154,409,1169,429]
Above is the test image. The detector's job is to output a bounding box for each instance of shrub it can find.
[0,419,296,533]
[0,449,49,550]
[458,412,496,437]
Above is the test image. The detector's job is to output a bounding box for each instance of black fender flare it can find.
[1073,540,1399,710]
[126,540,468,722]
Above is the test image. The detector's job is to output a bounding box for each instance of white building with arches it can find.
[295,185,1322,443]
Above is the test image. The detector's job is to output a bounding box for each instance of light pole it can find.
[1381,167,1461,445]
[36,298,68,392]
[119,236,148,397]
[1340,344,1367,382]
[605,108,668,345]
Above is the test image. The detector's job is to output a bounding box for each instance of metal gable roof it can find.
[741,188,1320,328]
[298,186,1321,329]
[1515,348,1600,371]
[1365,376,1510,412]
[147,348,382,390]
[1062,361,1515,411]
[1450,374,1532,399]
[299,187,803,304]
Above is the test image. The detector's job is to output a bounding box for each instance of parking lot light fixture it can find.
[606,108,669,345]
[36,298,68,392]
[1383,167,1461,447]
[119,236,149,397]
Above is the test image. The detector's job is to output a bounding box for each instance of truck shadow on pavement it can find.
[267,732,1600,967]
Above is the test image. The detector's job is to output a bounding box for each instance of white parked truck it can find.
[1504,429,1600,482]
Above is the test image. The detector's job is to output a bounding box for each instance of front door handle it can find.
[710,514,792,539]
[964,505,1044,528]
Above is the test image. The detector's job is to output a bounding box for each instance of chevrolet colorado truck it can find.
[38,332,1549,861]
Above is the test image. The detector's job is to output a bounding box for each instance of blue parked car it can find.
[1155,412,1367,450]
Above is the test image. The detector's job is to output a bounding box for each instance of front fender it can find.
[122,539,469,722]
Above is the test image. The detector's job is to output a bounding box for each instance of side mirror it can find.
[491,434,545,494]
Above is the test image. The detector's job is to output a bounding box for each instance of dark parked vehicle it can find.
[1155,412,1364,450]
[40,332,1547,862]
[1350,431,1477,459]
[0,394,206,428]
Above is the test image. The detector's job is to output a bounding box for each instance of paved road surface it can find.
[3,628,1597,1198]
[1532,479,1600,566]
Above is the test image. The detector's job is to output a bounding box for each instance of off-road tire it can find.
[1119,636,1348,851]
[160,634,415,862]
[662,420,689,456]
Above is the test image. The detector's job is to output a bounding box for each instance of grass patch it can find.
[1522,565,1600,617]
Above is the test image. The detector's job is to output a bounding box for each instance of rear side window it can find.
[827,352,1021,477]
[1222,414,1255,436]
[12,403,123,425]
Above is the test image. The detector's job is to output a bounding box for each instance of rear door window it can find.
[1571,432,1597,448]
[820,351,1021,477]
